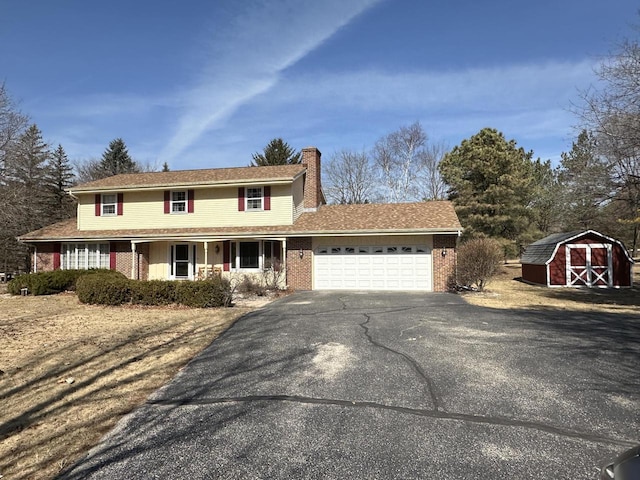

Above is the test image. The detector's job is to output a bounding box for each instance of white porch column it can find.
[203,241,209,278]
[281,238,287,272]
[131,242,137,280]
[33,246,37,273]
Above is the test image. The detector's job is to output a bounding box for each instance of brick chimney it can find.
[302,147,324,210]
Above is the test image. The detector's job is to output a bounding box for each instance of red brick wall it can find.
[111,242,149,280]
[35,243,56,272]
[286,237,313,290]
[302,147,323,209]
[137,243,150,281]
[112,242,133,278]
[433,235,458,292]
[32,242,150,280]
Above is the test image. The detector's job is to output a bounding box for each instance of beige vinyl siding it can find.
[148,241,168,280]
[77,184,294,231]
[148,241,226,280]
[292,175,304,221]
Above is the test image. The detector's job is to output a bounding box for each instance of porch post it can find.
[131,242,137,280]
[33,246,37,273]
[204,241,209,278]
[281,238,287,272]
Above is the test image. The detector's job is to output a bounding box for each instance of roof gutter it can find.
[68,176,301,195]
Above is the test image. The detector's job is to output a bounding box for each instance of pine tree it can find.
[557,130,611,230]
[250,138,301,166]
[3,124,51,270]
[99,138,139,176]
[162,162,170,172]
[439,128,537,250]
[45,144,76,221]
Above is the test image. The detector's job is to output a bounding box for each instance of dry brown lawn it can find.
[0,291,266,480]
[462,262,640,315]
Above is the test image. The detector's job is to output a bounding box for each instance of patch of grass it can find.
[0,293,260,480]
[462,262,640,314]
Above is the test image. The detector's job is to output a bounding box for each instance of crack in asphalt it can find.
[358,313,442,412]
[145,297,637,453]
[146,394,637,448]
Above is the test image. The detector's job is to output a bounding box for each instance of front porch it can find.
[142,238,288,286]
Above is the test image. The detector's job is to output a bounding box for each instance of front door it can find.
[170,244,195,279]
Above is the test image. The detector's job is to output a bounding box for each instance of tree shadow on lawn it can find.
[0,306,261,480]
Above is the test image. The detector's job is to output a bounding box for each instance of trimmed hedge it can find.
[175,277,231,308]
[130,280,177,306]
[11,269,232,308]
[7,269,117,296]
[75,272,131,305]
[76,273,231,308]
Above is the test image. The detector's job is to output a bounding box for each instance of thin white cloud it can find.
[266,59,598,113]
[230,58,598,161]
[159,0,382,163]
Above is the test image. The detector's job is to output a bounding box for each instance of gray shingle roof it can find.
[520,230,586,265]
[521,231,583,265]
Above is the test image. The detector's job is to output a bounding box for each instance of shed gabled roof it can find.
[69,164,307,193]
[521,230,634,265]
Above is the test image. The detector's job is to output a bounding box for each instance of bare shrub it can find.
[457,237,503,292]
[262,259,286,291]
[236,275,261,295]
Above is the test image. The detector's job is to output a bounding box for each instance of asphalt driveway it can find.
[61,292,639,479]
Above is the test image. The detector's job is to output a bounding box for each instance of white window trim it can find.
[102,194,117,216]
[61,243,110,270]
[169,243,196,280]
[230,240,262,272]
[245,187,263,211]
[170,190,187,214]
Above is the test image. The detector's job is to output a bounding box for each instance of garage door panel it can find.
[314,244,432,291]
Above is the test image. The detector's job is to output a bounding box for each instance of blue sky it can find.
[1,0,635,170]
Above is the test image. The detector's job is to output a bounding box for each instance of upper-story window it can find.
[238,186,270,212]
[171,190,187,213]
[102,194,117,216]
[164,189,194,214]
[246,187,263,211]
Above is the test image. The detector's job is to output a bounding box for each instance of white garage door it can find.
[314,245,432,291]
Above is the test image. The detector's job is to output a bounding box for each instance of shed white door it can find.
[314,245,432,291]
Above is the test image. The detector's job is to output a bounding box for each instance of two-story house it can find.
[18,147,462,291]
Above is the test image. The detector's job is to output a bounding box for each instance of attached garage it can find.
[314,244,432,291]
[521,230,634,288]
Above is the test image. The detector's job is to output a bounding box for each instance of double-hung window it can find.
[102,194,117,216]
[171,191,187,213]
[246,187,263,211]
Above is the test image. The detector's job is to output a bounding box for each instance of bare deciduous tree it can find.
[373,121,427,203]
[324,150,376,204]
[0,83,29,178]
[577,35,640,252]
[415,140,449,201]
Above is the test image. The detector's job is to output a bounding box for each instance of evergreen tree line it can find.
[0,83,144,273]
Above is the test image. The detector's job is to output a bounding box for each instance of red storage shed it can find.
[521,230,634,288]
